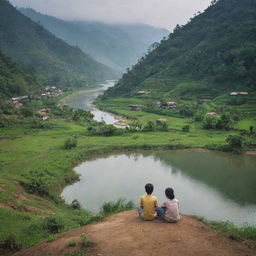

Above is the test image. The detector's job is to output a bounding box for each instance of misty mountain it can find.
[104,0,256,98]
[20,8,168,72]
[0,0,115,89]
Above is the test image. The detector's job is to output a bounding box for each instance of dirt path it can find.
[17,211,256,256]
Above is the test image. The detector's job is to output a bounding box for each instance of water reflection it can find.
[62,151,256,225]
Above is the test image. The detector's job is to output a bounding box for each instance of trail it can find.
[17,211,255,256]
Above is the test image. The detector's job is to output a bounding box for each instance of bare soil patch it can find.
[17,211,256,256]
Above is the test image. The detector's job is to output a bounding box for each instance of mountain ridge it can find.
[19,8,168,72]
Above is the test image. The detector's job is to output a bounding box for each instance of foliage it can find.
[0,0,114,89]
[23,174,50,196]
[71,200,81,210]
[64,137,78,149]
[88,123,124,136]
[104,0,256,98]
[72,109,94,122]
[199,218,256,241]
[100,199,135,216]
[226,135,244,153]
[43,215,65,234]
[182,124,190,132]
[0,234,22,252]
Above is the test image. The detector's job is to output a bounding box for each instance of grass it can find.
[198,217,256,243]
[0,92,256,253]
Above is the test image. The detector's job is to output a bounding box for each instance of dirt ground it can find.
[16,211,256,256]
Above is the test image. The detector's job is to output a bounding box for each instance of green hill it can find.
[105,0,256,99]
[0,0,115,88]
[0,49,40,98]
[19,8,168,72]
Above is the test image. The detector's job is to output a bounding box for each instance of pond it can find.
[65,80,119,125]
[62,150,256,226]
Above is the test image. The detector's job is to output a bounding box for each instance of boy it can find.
[138,183,158,220]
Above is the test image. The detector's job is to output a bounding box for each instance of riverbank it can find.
[16,211,256,256]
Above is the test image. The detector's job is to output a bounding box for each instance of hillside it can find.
[0,0,115,88]
[0,49,40,98]
[104,0,256,98]
[16,211,255,256]
[19,8,168,72]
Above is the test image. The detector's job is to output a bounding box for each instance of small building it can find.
[129,104,141,111]
[37,108,51,119]
[230,92,238,96]
[166,101,177,109]
[206,112,217,116]
[238,92,249,95]
[137,90,151,95]
[156,118,167,125]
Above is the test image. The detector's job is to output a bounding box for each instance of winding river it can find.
[63,82,256,226]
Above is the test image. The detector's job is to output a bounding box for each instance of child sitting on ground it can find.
[157,187,180,222]
[138,183,159,220]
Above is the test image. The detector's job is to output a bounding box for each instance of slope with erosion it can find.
[20,8,168,72]
[0,0,115,88]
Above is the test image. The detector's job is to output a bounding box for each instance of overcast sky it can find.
[10,0,212,30]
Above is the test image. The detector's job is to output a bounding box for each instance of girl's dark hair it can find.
[165,187,174,200]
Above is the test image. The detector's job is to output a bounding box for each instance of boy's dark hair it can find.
[145,183,154,194]
[165,187,174,200]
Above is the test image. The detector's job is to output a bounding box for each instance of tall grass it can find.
[100,199,135,216]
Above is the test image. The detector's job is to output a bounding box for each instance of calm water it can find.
[62,150,256,225]
[65,80,119,124]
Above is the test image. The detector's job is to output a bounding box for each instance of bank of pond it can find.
[62,149,256,226]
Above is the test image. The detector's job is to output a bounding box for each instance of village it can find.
[11,86,63,120]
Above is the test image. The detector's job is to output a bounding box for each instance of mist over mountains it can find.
[20,8,168,73]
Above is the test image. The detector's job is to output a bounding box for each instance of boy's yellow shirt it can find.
[140,194,158,220]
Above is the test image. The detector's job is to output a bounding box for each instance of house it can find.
[156,118,167,125]
[230,92,238,96]
[238,92,249,95]
[206,112,217,116]
[37,108,51,119]
[129,104,141,111]
[166,101,177,109]
[137,90,151,95]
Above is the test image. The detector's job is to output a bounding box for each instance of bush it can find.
[226,135,245,153]
[64,137,78,149]
[88,124,124,136]
[143,121,156,131]
[44,215,65,234]
[182,124,190,132]
[202,115,219,129]
[100,199,134,216]
[0,234,21,251]
[71,199,81,210]
[23,176,50,196]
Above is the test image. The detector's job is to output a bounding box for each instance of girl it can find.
[158,187,180,222]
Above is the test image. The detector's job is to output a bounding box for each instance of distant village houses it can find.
[206,112,217,116]
[230,91,249,96]
[129,104,141,111]
[137,90,151,95]
[37,108,51,120]
[156,101,177,109]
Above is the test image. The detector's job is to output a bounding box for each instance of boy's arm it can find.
[154,198,158,209]
[140,197,144,209]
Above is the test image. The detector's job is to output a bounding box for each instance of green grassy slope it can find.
[0,0,115,88]
[105,0,256,98]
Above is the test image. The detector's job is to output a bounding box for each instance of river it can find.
[64,80,120,125]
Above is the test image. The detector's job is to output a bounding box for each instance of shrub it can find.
[64,137,78,149]
[100,199,134,216]
[44,215,65,234]
[71,199,81,210]
[226,135,245,153]
[88,124,124,136]
[202,115,219,129]
[0,234,21,251]
[143,121,156,131]
[182,124,190,132]
[23,176,50,196]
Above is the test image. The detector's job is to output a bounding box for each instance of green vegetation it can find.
[20,8,168,73]
[0,0,114,88]
[104,0,256,99]
[198,217,256,244]
[100,199,135,216]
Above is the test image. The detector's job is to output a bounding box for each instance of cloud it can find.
[10,0,212,29]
